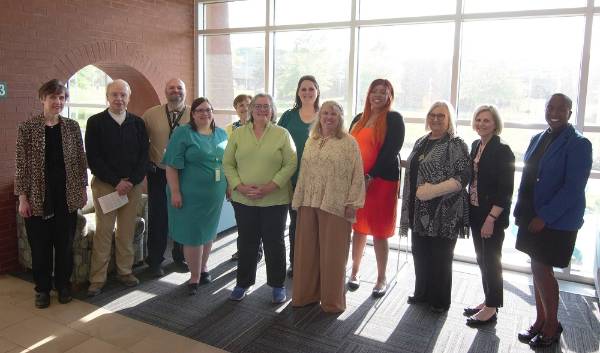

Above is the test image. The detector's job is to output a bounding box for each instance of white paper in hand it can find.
[98,191,129,214]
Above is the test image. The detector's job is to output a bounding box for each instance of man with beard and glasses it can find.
[142,78,191,276]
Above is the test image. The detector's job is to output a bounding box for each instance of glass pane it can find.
[585,16,600,127]
[464,0,585,13]
[571,177,599,277]
[204,0,265,29]
[204,33,265,110]
[583,130,600,173]
[273,29,350,118]
[458,17,584,124]
[213,113,239,129]
[357,23,454,119]
[65,106,107,131]
[67,65,111,105]
[274,0,351,25]
[360,0,456,19]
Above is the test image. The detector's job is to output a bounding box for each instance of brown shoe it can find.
[87,282,104,297]
[117,274,139,287]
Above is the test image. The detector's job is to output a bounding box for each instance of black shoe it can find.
[58,288,72,304]
[200,272,212,285]
[407,295,426,304]
[231,252,239,261]
[347,276,360,291]
[188,282,199,295]
[35,292,50,309]
[148,265,165,278]
[518,325,541,342]
[463,307,481,316]
[287,267,293,278]
[429,305,449,313]
[173,261,189,273]
[372,284,387,298]
[529,323,563,348]
[466,314,497,326]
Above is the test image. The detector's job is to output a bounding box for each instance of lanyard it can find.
[165,105,186,137]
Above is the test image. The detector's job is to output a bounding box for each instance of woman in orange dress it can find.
[348,79,405,297]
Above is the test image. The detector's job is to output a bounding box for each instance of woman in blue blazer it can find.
[465,105,515,327]
[514,93,592,348]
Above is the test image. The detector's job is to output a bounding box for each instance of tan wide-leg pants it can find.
[292,206,351,313]
[89,177,142,284]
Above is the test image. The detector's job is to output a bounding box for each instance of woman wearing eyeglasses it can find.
[163,97,228,295]
[223,93,297,304]
[400,101,470,313]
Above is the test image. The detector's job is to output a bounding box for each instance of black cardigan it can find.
[85,109,149,187]
[350,111,405,181]
[469,135,515,228]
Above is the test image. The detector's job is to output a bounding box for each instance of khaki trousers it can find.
[292,207,351,313]
[89,177,142,284]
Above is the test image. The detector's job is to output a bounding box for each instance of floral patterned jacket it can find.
[14,114,88,216]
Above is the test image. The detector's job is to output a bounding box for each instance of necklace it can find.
[319,135,331,149]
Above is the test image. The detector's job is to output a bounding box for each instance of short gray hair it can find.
[249,93,277,123]
[106,79,131,97]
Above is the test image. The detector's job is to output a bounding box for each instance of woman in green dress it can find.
[163,97,228,295]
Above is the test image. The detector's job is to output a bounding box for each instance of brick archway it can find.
[51,40,165,115]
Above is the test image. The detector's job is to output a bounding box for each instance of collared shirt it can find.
[223,122,297,207]
[142,104,191,166]
[108,110,126,125]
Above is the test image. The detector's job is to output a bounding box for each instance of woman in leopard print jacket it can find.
[14,79,87,309]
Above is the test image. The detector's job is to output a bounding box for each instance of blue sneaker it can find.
[230,286,251,301]
[272,287,287,304]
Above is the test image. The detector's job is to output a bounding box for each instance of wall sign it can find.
[0,82,6,99]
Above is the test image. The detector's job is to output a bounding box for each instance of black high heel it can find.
[529,323,563,348]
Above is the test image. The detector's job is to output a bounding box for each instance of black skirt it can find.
[515,225,577,268]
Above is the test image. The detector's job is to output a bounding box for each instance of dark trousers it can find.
[470,205,505,307]
[232,202,287,288]
[411,233,457,309]
[287,205,297,267]
[25,211,77,293]
[146,166,184,266]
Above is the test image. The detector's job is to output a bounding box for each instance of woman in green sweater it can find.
[277,75,320,278]
[224,93,297,304]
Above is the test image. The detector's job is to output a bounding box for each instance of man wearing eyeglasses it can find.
[141,78,191,277]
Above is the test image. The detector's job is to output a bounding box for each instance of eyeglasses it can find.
[193,108,213,114]
[253,104,271,111]
[427,113,446,120]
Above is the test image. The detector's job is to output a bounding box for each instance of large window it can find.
[63,65,111,131]
[197,0,600,281]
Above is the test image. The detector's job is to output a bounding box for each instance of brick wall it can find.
[0,0,195,273]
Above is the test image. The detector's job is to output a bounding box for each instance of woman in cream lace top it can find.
[291,100,365,313]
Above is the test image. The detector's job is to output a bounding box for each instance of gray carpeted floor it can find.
[71,229,599,353]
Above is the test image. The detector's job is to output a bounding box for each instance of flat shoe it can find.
[372,284,387,298]
[407,295,426,304]
[35,292,50,309]
[347,276,360,291]
[200,272,212,285]
[463,307,481,317]
[188,282,199,295]
[466,314,497,326]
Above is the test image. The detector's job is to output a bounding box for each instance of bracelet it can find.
[488,213,497,220]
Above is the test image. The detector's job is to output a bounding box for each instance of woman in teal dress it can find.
[163,97,227,295]
[278,75,320,277]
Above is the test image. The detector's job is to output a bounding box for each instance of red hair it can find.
[351,79,394,144]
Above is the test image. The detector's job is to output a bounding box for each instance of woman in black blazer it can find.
[464,105,515,326]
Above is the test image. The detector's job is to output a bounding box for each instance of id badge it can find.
[215,168,221,182]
